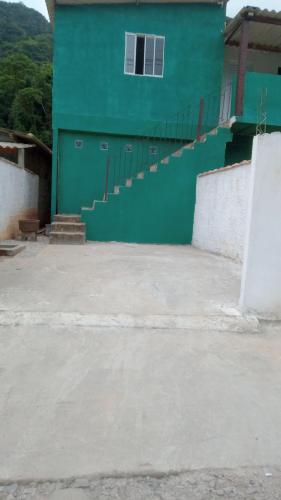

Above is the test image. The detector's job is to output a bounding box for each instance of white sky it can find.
[5,0,281,20]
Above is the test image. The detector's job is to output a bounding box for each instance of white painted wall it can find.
[240,133,281,319]
[192,161,251,262]
[0,157,39,240]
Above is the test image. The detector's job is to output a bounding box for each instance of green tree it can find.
[0,53,37,125]
[0,53,52,146]
[0,2,52,146]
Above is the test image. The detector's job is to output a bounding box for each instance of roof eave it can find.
[0,128,52,156]
[225,6,281,44]
[46,0,228,23]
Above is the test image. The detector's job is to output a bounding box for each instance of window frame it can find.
[124,32,165,79]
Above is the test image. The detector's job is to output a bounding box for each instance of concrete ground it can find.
[0,240,281,499]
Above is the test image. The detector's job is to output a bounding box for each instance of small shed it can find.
[0,129,52,232]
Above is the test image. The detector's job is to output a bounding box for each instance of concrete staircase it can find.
[81,120,235,244]
[49,214,86,244]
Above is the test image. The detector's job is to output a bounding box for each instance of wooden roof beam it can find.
[226,40,281,54]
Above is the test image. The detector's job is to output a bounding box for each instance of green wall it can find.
[233,72,281,127]
[82,128,232,244]
[52,2,227,220]
[53,3,226,135]
[58,130,184,213]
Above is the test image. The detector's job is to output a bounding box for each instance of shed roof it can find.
[0,142,35,153]
[46,0,228,22]
[0,128,52,156]
[225,7,281,53]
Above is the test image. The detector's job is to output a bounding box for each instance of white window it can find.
[124,33,165,78]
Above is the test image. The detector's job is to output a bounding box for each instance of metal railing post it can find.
[196,97,205,141]
[104,156,111,201]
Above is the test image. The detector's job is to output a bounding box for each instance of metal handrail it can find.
[103,81,233,201]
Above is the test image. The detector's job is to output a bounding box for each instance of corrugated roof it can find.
[46,0,228,22]
[0,142,34,150]
[225,7,281,52]
[0,128,52,156]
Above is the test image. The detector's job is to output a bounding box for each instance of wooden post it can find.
[18,148,25,168]
[235,18,250,116]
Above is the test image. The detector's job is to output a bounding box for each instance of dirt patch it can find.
[0,208,38,240]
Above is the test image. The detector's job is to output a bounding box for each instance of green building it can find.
[46,0,281,244]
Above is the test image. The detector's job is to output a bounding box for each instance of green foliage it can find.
[0,1,50,42]
[0,33,52,62]
[0,54,52,146]
[0,2,52,147]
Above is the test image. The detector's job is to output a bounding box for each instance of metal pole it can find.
[196,97,205,141]
[104,156,110,201]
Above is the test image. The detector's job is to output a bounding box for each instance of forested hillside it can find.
[0,1,52,146]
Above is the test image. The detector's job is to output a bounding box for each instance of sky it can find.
[5,0,281,20]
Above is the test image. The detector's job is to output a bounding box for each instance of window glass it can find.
[135,36,145,75]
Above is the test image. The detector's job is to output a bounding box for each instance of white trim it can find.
[153,35,156,75]
[144,35,155,76]
[154,36,165,77]
[144,35,147,74]
[134,33,137,73]
[124,32,136,75]
[124,32,165,78]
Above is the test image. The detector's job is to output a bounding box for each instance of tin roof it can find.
[0,129,52,156]
[225,7,281,53]
[46,0,228,22]
[0,142,34,151]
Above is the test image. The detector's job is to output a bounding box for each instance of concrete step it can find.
[184,142,195,150]
[54,214,81,223]
[208,127,218,136]
[51,222,86,233]
[197,134,207,143]
[161,157,170,165]
[49,232,85,245]
[172,148,183,158]
[149,164,157,173]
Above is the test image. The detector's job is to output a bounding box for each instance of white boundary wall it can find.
[192,161,251,262]
[0,158,39,240]
[240,133,281,319]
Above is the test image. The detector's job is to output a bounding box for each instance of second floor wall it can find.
[53,2,226,136]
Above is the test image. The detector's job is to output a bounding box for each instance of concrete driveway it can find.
[0,240,281,499]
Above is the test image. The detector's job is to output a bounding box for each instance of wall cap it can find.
[198,160,251,178]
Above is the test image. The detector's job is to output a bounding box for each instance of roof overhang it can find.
[225,7,281,53]
[46,0,228,22]
[0,129,52,156]
[0,142,34,151]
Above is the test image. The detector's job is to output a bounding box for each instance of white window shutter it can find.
[125,34,136,74]
[154,37,164,76]
[144,36,155,76]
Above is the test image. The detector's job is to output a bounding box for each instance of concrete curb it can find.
[0,311,260,333]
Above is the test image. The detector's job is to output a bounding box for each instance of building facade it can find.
[46,0,281,243]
